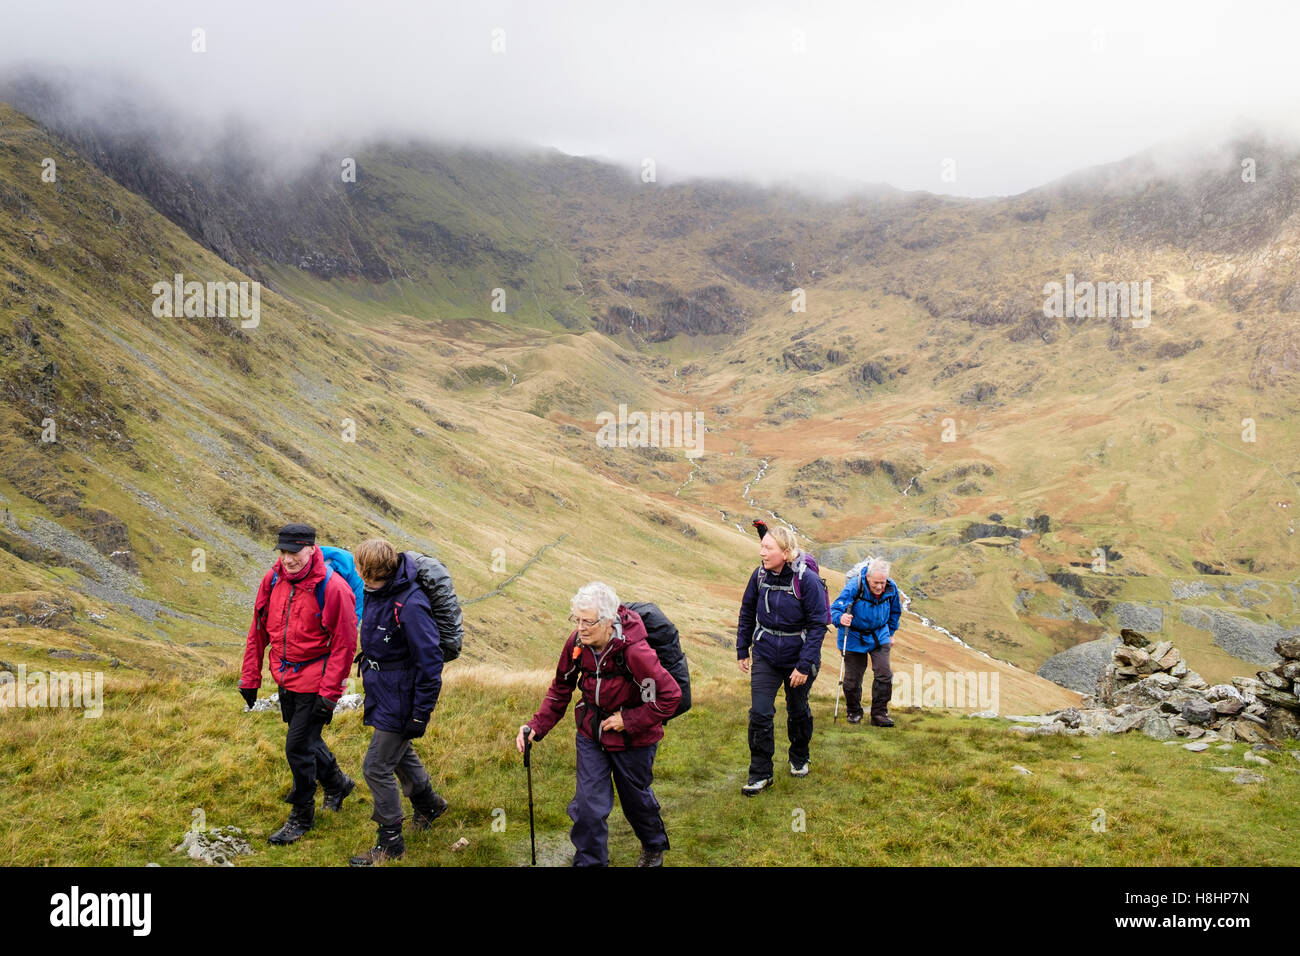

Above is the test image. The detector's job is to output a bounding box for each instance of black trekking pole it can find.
[523,729,537,866]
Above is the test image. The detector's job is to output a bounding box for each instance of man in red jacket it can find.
[241,523,359,845]
[516,581,681,866]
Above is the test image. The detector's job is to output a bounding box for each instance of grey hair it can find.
[851,556,892,579]
[570,581,619,622]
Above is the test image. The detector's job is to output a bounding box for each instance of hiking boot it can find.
[268,805,314,845]
[741,776,773,796]
[847,713,863,725]
[322,775,355,812]
[871,715,895,727]
[410,787,449,831]
[636,847,664,867]
[790,761,810,777]
[349,824,405,866]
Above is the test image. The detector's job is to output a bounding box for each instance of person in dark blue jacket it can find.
[830,559,902,726]
[348,538,448,865]
[736,525,828,794]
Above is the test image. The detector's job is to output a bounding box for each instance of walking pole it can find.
[834,626,848,723]
[523,730,537,866]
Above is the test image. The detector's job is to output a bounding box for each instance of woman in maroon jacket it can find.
[516,581,681,866]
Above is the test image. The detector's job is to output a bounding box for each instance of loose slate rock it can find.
[1140,715,1174,740]
[1232,771,1266,784]
[1184,742,1210,752]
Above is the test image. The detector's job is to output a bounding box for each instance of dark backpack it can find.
[615,602,692,719]
[403,551,464,663]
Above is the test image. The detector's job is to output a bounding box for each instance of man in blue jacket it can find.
[349,538,448,865]
[736,526,828,794]
[830,559,902,726]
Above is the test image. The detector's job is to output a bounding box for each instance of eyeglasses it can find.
[568,614,603,630]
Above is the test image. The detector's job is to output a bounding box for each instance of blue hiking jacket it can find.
[736,560,827,673]
[358,553,443,732]
[830,569,901,653]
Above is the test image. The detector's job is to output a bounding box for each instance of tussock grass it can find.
[2,669,1296,867]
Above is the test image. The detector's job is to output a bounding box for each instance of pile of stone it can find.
[1012,630,1300,743]
[172,826,254,866]
[248,692,363,713]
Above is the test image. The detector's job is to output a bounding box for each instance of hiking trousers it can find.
[568,732,669,866]
[279,687,349,807]
[843,646,893,719]
[363,728,433,826]
[748,655,817,779]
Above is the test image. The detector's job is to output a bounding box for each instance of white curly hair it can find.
[570,581,620,622]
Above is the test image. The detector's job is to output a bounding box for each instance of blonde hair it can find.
[764,526,799,562]
[355,538,400,581]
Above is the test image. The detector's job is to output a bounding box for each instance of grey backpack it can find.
[404,552,464,663]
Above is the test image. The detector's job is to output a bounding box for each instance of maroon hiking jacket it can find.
[528,605,681,750]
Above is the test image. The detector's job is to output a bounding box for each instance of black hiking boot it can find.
[268,804,314,845]
[322,775,355,812]
[410,787,449,831]
[871,715,895,727]
[349,824,405,866]
[636,846,664,867]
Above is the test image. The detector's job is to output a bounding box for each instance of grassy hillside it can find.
[1,665,1295,867]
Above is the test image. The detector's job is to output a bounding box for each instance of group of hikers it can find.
[240,519,903,866]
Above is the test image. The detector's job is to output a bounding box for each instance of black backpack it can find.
[623,602,692,719]
[403,552,464,663]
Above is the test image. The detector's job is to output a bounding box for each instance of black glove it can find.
[240,687,257,709]
[312,695,337,723]
[402,717,427,740]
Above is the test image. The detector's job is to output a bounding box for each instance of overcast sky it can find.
[3,0,1298,196]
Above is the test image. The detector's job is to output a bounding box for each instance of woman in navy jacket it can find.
[349,538,448,865]
[736,525,828,794]
[829,559,901,726]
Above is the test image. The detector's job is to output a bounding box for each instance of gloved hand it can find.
[240,687,257,709]
[313,695,337,723]
[402,716,428,740]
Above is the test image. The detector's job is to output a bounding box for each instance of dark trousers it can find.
[363,729,433,826]
[748,655,816,779]
[568,732,668,866]
[279,687,348,807]
[843,646,893,719]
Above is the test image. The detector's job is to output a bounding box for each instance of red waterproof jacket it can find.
[240,547,358,700]
[528,605,681,751]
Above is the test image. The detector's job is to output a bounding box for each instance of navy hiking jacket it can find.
[358,553,443,733]
[736,560,827,673]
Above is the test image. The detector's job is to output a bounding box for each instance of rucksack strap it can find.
[278,652,330,676]
[753,623,808,643]
[354,650,414,676]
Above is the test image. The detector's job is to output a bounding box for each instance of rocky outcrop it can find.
[1037,635,1120,693]
[1180,606,1300,665]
